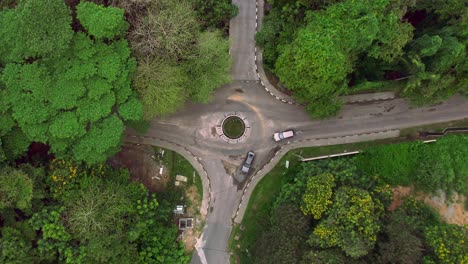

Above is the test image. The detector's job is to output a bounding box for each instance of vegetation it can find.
[358,135,468,196]
[231,134,468,263]
[222,116,245,139]
[257,0,467,118]
[0,0,142,164]
[0,161,189,263]
[0,1,221,262]
[123,0,233,119]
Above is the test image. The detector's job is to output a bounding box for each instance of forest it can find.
[0,0,235,263]
[257,0,468,117]
[236,135,468,263]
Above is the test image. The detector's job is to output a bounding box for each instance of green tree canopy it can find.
[424,224,468,264]
[0,0,73,63]
[128,0,199,60]
[134,58,188,119]
[0,3,142,164]
[273,0,413,117]
[0,227,34,264]
[309,187,383,258]
[76,1,129,40]
[190,0,238,29]
[0,167,33,211]
[183,31,232,102]
[300,173,335,219]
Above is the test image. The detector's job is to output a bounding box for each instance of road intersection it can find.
[125,0,468,263]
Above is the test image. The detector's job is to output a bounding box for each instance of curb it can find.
[254,0,302,106]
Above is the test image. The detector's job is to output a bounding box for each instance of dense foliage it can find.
[0,0,143,164]
[0,1,209,262]
[358,135,468,196]
[0,0,235,162]
[257,0,467,117]
[244,135,468,263]
[0,161,189,263]
[122,0,233,119]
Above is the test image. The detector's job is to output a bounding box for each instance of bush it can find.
[356,142,421,186]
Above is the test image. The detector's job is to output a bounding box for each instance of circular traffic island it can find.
[222,116,245,139]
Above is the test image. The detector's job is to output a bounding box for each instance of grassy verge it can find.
[152,147,205,255]
[156,147,200,183]
[153,146,203,211]
[229,155,289,264]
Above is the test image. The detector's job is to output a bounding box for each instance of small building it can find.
[178,218,193,230]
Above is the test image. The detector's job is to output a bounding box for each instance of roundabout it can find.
[215,112,251,144]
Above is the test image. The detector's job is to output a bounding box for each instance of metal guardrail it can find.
[419,127,468,137]
[301,151,360,162]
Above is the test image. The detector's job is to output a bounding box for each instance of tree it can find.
[118,97,144,121]
[253,203,311,264]
[424,224,468,264]
[274,0,413,117]
[183,31,232,102]
[300,173,335,219]
[301,249,347,264]
[0,5,142,164]
[401,24,466,104]
[0,167,33,211]
[128,0,199,60]
[0,0,73,63]
[375,213,424,263]
[76,2,129,40]
[63,175,135,240]
[309,187,383,258]
[133,58,188,119]
[0,227,34,264]
[130,194,190,264]
[30,207,73,262]
[190,0,238,29]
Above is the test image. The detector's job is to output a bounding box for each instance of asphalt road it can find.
[125,0,468,263]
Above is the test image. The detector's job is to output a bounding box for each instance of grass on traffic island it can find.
[223,116,245,139]
[228,118,468,263]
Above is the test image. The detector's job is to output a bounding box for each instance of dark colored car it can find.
[241,151,255,173]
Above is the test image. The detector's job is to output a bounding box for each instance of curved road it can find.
[125,0,468,263]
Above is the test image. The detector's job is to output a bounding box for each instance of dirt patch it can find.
[181,185,204,254]
[389,186,467,226]
[388,186,413,211]
[221,159,238,176]
[182,228,197,253]
[185,185,202,218]
[110,144,169,193]
[422,192,466,226]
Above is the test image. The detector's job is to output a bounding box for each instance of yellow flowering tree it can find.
[300,173,335,219]
[308,187,383,258]
[48,159,81,197]
[425,224,468,264]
